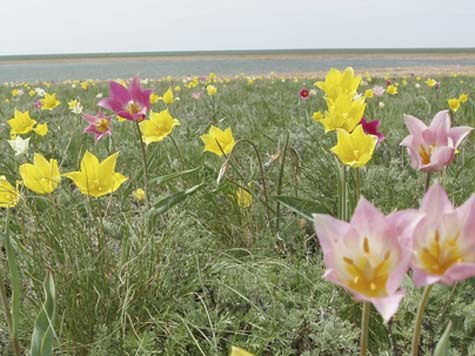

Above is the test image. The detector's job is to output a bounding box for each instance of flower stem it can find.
[424,172,431,192]
[341,164,348,221]
[410,285,433,356]
[360,302,370,356]
[135,121,150,209]
[355,168,361,203]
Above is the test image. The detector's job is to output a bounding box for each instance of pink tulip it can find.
[400,110,472,172]
[98,77,151,122]
[191,92,201,100]
[409,182,475,286]
[313,198,418,322]
[373,85,385,97]
[83,111,112,142]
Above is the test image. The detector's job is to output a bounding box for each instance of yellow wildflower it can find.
[459,93,468,103]
[315,67,361,101]
[331,125,377,168]
[207,85,218,96]
[19,153,60,194]
[386,85,398,95]
[321,93,366,133]
[8,109,37,136]
[34,123,48,136]
[448,98,460,112]
[0,176,20,208]
[139,109,180,145]
[40,93,61,110]
[364,89,374,98]
[200,126,235,156]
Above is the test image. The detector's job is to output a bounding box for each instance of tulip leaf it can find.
[30,270,55,356]
[434,321,452,356]
[5,234,21,341]
[154,183,204,214]
[273,195,332,221]
[149,167,200,186]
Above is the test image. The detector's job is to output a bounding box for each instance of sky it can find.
[1,0,474,56]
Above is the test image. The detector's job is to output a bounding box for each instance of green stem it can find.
[355,168,361,203]
[360,302,370,356]
[341,164,348,221]
[424,172,431,192]
[169,134,186,169]
[275,132,290,233]
[135,121,150,209]
[410,285,433,356]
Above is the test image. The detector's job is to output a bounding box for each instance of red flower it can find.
[300,88,310,100]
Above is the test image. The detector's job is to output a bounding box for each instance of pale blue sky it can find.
[1,0,474,55]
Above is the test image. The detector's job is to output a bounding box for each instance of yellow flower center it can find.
[127,101,141,115]
[418,230,463,275]
[96,119,109,133]
[343,237,391,298]
[419,145,433,165]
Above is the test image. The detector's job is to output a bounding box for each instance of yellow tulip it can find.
[321,93,366,133]
[0,176,20,208]
[386,85,398,95]
[63,151,128,198]
[448,98,460,112]
[315,67,361,101]
[200,126,235,156]
[364,89,374,98]
[160,87,178,105]
[236,186,252,208]
[19,153,60,194]
[34,123,48,136]
[331,125,377,168]
[8,109,37,136]
[40,93,61,110]
[230,346,254,356]
[139,109,180,145]
[207,85,218,96]
[459,93,468,103]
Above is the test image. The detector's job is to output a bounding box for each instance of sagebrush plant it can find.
[0,72,474,355]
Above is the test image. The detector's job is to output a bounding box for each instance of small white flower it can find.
[35,88,46,97]
[415,83,421,89]
[96,92,103,99]
[7,136,30,157]
[378,101,385,108]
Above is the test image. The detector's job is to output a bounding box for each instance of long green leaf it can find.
[5,234,20,341]
[154,183,204,214]
[31,270,55,356]
[273,195,332,221]
[149,167,200,186]
[434,321,452,356]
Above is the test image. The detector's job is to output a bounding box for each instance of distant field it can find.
[1,48,475,82]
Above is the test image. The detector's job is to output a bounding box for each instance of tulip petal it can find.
[449,126,473,148]
[369,291,405,323]
[420,181,453,220]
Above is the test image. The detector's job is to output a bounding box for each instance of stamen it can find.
[363,237,370,253]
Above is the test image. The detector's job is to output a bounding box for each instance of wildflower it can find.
[8,109,37,136]
[331,124,377,168]
[313,197,417,321]
[200,126,235,156]
[315,67,361,101]
[34,123,48,136]
[378,102,385,109]
[299,88,310,100]
[68,99,83,114]
[384,79,392,86]
[191,92,201,100]
[447,98,460,112]
[236,186,252,208]
[7,136,30,157]
[459,93,468,103]
[139,109,180,145]
[35,88,46,97]
[132,188,146,201]
[372,85,385,97]
[63,151,128,198]
[400,110,472,172]
[159,87,179,105]
[149,92,160,104]
[40,93,61,110]
[98,77,151,122]
[312,111,324,122]
[28,89,36,97]
[425,78,437,87]
[409,182,475,286]
[415,83,421,89]
[81,81,89,90]
[0,176,20,208]
[321,93,366,133]
[364,89,374,98]
[386,85,398,95]
[19,153,60,194]
[83,111,112,142]
[402,80,408,87]
[174,85,181,92]
[207,85,218,96]
[360,117,385,143]
[230,346,254,356]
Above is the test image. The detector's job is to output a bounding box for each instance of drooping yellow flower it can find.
[364,89,374,98]
[425,78,437,87]
[331,125,377,168]
[149,92,160,104]
[40,93,61,110]
[312,111,324,122]
[63,151,128,198]
[207,85,218,96]
[139,109,180,145]
[230,346,254,356]
[8,109,37,136]
[236,186,252,208]
[386,85,398,95]
[459,93,468,103]
[448,98,460,112]
[315,67,361,101]
[19,153,60,194]
[321,93,366,133]
[0,176,20,208]
[132,188,146,201]
[34,123,48,136]
[159,87,179,105]
[200,126,235,156]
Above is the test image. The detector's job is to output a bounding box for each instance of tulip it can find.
[139,109,180,145]
[200,126,235,156]
[315,67,361,101]
[83,111,112,142]
[0,176,20,208]
[19,153,61,194]
[39,93,61,110]
[321,93,366,133]
[400,110,472,173]
[8,109,37,136]
[331,125,377,168]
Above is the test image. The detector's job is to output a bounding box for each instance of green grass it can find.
[0,74,474,355]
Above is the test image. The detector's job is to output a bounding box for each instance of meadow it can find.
[0,71,474,355]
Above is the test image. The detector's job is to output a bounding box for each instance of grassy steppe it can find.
[0,74,474,355]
